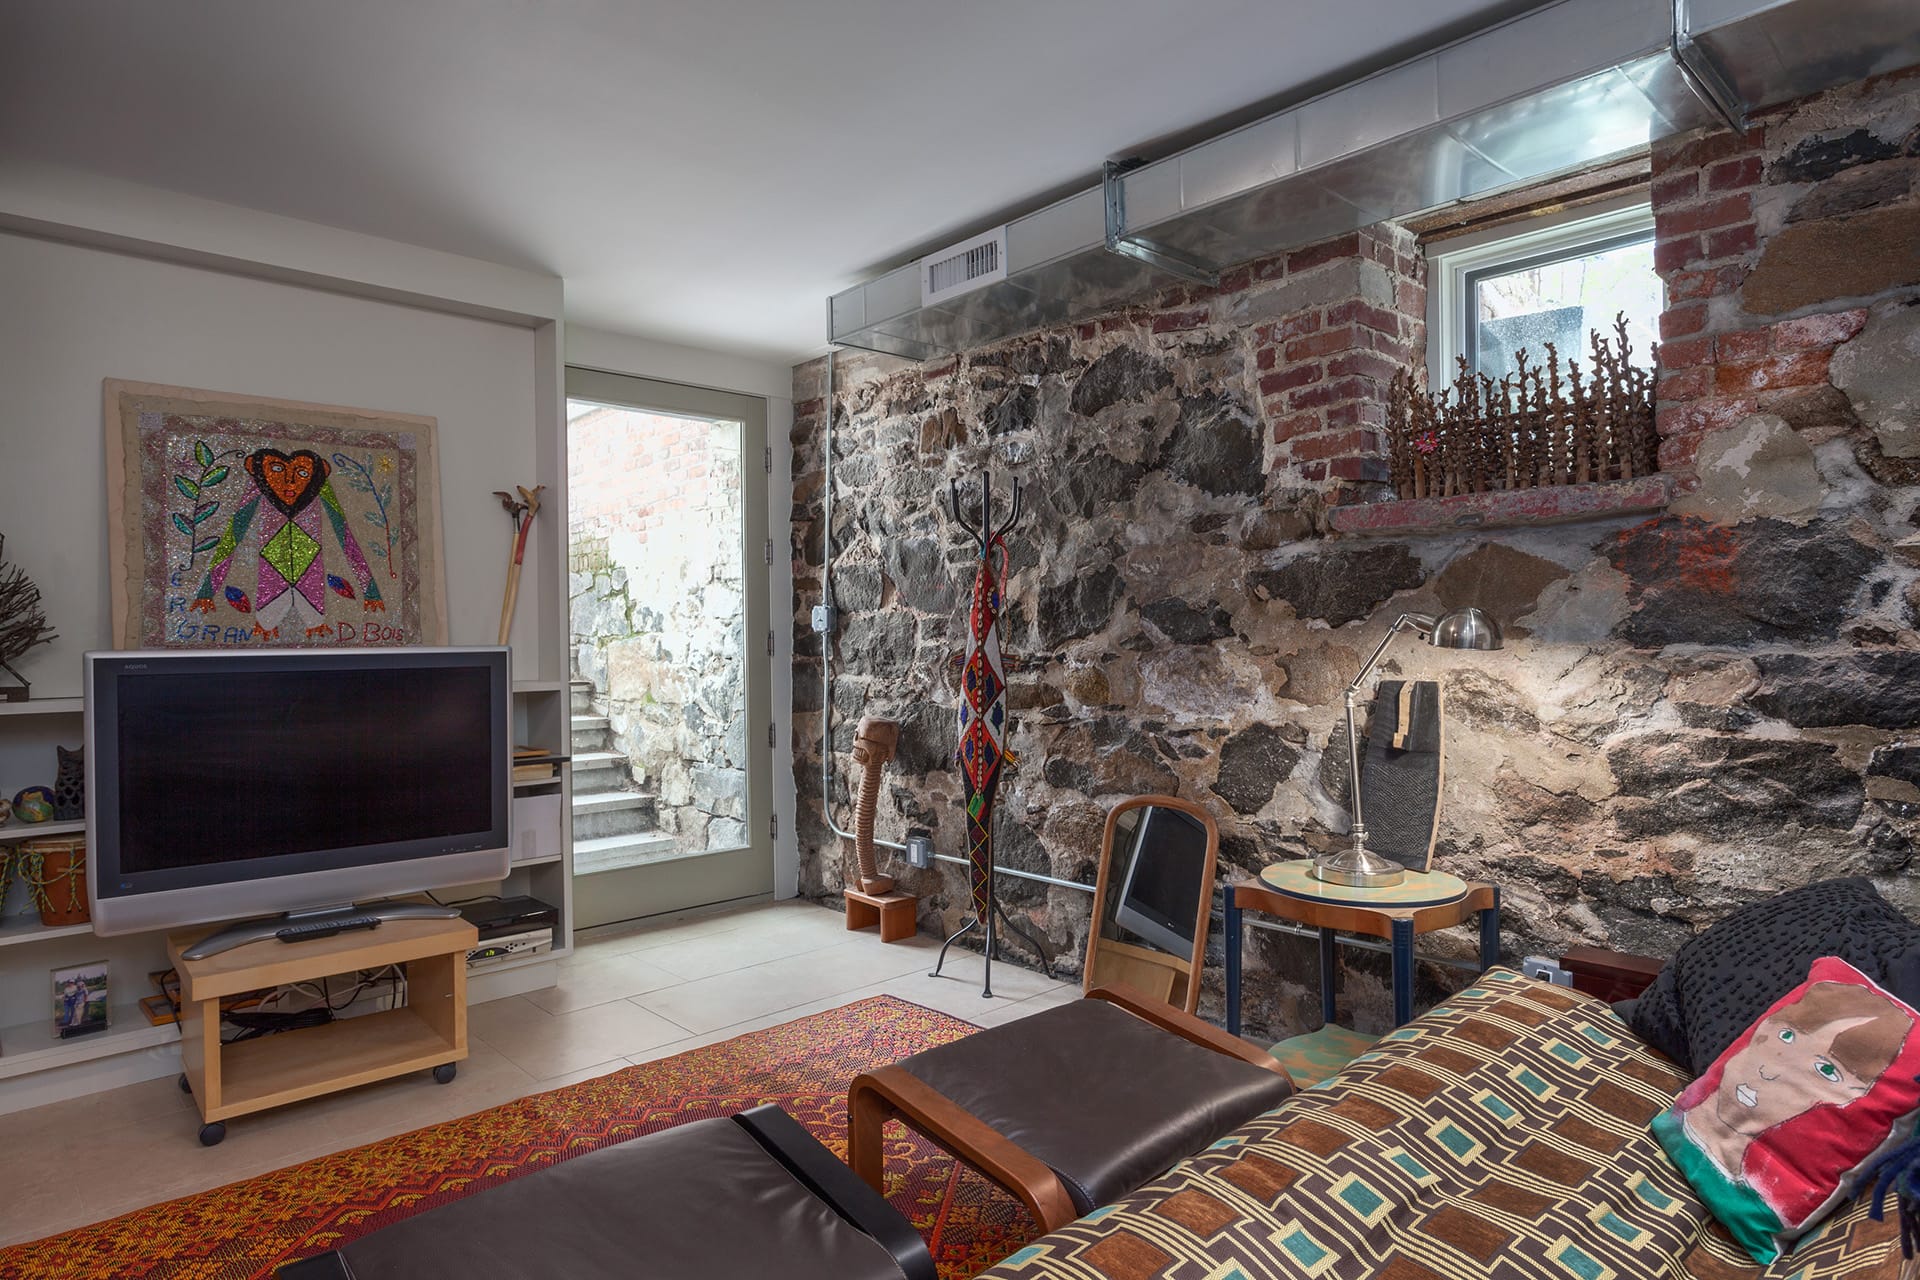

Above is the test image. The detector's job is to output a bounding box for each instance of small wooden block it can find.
[845,888,918,943]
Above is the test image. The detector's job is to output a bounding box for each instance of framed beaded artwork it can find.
[104,380,448,649]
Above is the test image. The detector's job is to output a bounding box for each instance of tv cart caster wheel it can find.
[198,1122,226,1147]
[433,1063,457,1085]
[178,1073,192,1095]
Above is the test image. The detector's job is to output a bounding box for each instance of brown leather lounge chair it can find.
[275,1105,934,1280]
[851,985,1296,1232]
[850,798,1297,1232]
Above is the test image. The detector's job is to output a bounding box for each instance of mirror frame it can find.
[1083,794,1220,1013]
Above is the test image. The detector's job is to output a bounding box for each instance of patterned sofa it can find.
[978,969,1902,1280]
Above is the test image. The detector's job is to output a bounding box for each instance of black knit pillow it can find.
[1628,877,1920,1076]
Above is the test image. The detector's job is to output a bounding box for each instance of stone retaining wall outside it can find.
[572,407,748,853]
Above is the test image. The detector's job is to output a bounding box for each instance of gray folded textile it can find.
[1360,680,1443,871]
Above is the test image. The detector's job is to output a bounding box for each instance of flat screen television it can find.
[1112,805,1211,957]
[85,647,511,952]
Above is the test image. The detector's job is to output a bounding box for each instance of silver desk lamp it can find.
[1314,607,1504,888]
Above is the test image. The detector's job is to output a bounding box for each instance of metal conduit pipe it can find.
[814,347,1095,897]
[930,851,1094,894]
[1241,916,1484,975]
[819,347,904,855]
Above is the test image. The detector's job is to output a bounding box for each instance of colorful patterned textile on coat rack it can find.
[933,472,1051,997]
[958,513,1013,925]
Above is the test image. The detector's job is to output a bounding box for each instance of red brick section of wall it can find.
[1648,121,1870,476]
[1256,225,1426,489]
[570,406,716,546]
[1054,222,1425,497]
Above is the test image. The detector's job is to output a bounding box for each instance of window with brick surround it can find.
[1427,199,1660,392]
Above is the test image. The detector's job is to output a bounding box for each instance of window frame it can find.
[1425,195,1657,392]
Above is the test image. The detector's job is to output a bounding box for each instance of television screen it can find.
[1113,806,1210,956]
[87,647,511,937]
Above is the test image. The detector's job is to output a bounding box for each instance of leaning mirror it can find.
[1085,795,1220,1013]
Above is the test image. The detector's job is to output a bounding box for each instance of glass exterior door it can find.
[564,369,771,928]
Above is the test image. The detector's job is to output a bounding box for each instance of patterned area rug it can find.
[0,996,1037,1280]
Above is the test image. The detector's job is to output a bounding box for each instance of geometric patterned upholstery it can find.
[1266,1023,1383,1090]
[980,969,1901,1280]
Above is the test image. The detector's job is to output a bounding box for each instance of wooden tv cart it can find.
[168,914,477,1146]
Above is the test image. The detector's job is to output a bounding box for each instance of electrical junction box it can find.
[1521,955,1573,986]
[811,604,838,634]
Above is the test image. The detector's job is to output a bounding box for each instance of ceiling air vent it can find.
[921,227,1008,306]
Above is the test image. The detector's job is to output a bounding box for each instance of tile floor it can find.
[0,899,1078,1249]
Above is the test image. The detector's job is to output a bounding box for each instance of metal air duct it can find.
[827,0,1920,359]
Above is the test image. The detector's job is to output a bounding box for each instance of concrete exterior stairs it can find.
[569,679,674,873]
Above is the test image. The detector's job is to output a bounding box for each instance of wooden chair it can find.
[1083,794,1219,1013]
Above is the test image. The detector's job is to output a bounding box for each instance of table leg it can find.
[1391,917,1415,1027]
[1479,888,1502,973]
[1225,886,1244,1038]
[1318,927,1337,1027]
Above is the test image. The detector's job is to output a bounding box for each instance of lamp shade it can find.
[1428,607,1502,651]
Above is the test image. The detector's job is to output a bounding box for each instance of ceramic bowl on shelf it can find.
[12,786,54,823]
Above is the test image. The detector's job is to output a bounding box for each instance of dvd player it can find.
[457,895,560,941]
[466,927,554,969]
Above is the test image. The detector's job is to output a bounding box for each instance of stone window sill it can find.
[1327,475,1675,538]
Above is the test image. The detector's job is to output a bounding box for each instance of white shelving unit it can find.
[0,696,181,1112]
[0,697,83,718]
[0,1007,178,1082]
[0,916,93,948]
[0,816,84,840]
[0,698,89,947]
[464,679,576,1003]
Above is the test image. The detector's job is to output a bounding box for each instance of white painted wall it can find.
[0,162,562,327]
[0,178,565,1111]
[769,396,796,899]
[0,231,546,694]
[563,325,799,899]
[567,324,794,402]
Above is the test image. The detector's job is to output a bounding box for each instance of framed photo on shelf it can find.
[52,960,109,1039]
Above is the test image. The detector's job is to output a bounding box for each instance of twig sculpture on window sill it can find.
[1386,313,1658,501]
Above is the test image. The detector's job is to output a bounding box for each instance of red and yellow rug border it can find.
[0,995,1036,1280]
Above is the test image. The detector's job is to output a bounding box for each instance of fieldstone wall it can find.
[790,68,1920,1041]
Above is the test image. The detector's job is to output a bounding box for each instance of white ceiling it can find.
[1,0,1537,366]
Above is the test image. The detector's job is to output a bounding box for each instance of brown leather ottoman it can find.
[276,1105,933,1280]
[850,986,1294,1231]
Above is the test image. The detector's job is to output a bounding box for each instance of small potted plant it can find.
[0,534,58,702]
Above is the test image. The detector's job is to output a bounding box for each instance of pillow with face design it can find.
[1652,955,1920,1264]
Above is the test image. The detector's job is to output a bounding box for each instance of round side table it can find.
[1258,860,1470,910]
[1225,859,1500,1035]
